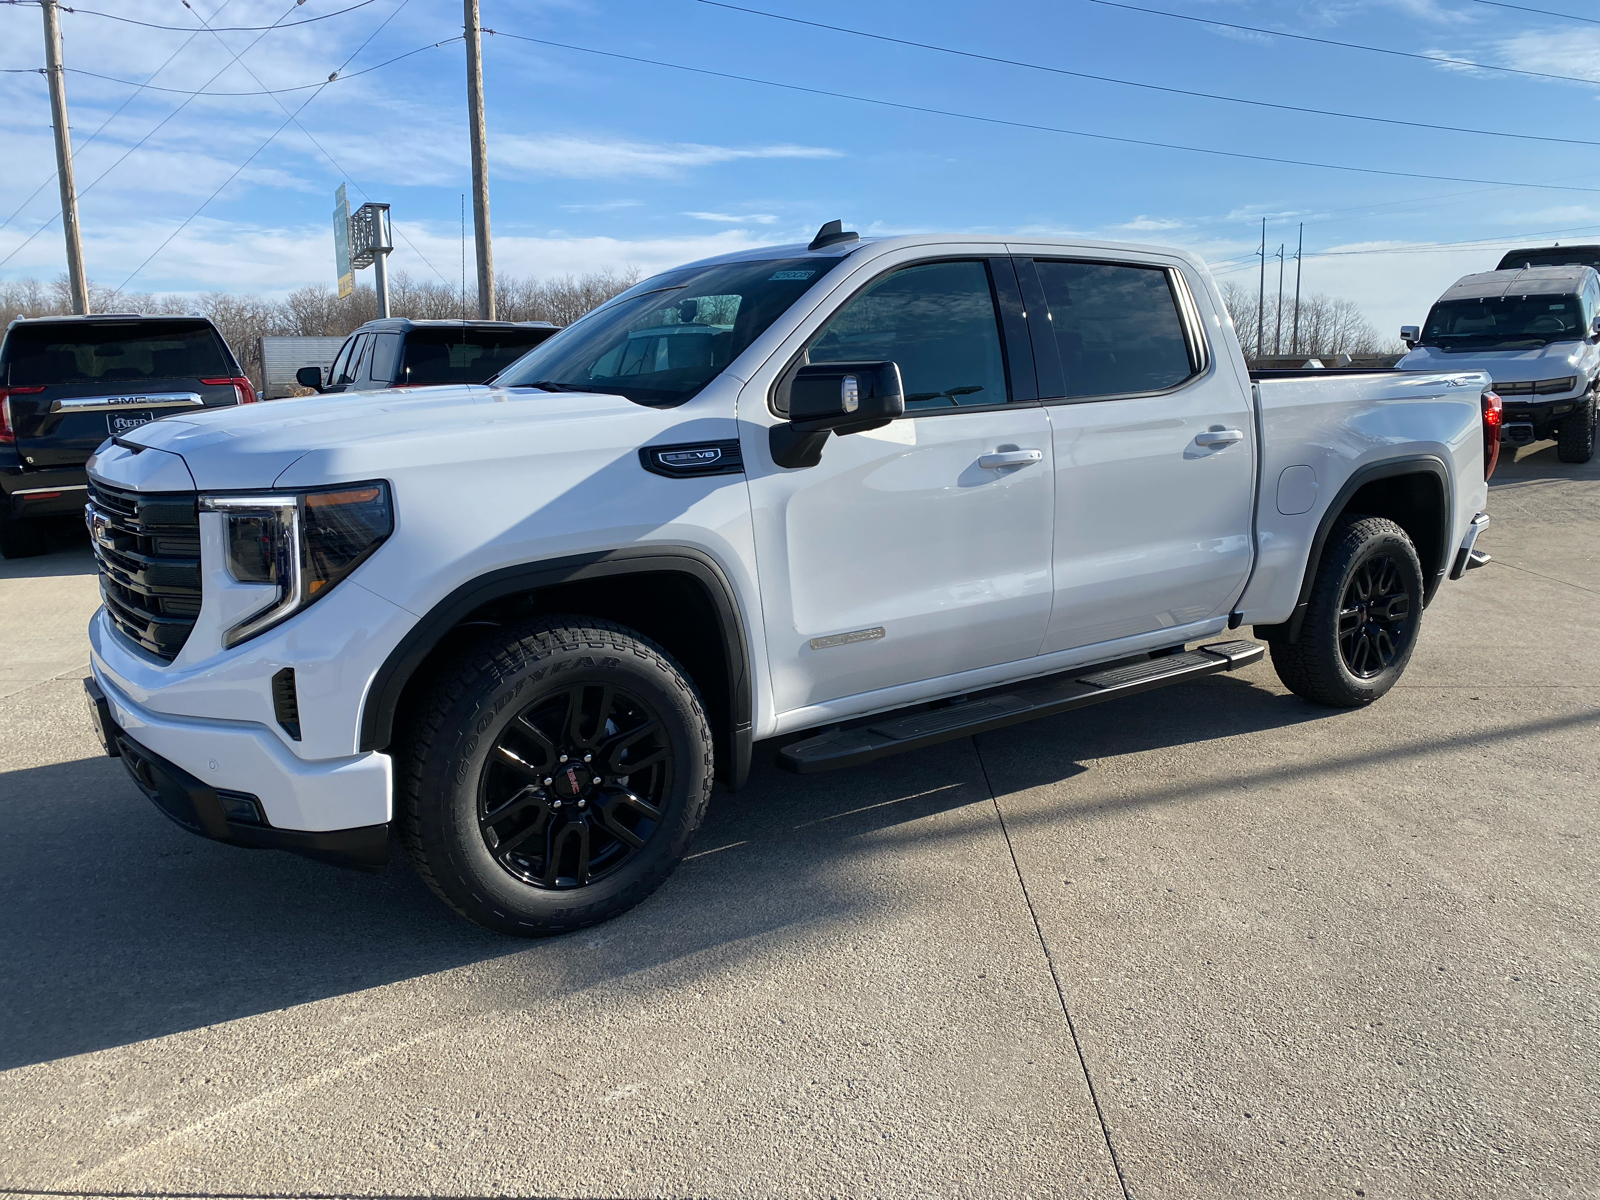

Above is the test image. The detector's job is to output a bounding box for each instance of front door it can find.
[1013,253,1256,654]
[743,256,1056,717]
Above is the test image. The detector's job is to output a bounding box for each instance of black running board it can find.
[776,640,1265,774]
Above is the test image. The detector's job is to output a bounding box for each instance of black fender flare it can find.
[358,546,754,791]
[1264,454,1452,644]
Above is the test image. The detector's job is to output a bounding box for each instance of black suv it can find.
[295,318,559,393]
[0,314,253,558]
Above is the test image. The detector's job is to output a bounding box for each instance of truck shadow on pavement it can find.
[11,670,1576,1072]
[0,519,94,581]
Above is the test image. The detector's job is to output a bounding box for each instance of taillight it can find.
[0,386,44,446]
[1482,390,1502,481]
[202,376,258,404]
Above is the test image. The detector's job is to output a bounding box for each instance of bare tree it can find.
[1219,279,1397,360]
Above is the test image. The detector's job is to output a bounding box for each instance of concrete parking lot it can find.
[1,444,1596,1200]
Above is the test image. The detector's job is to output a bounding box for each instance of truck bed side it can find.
[1235,368,1491,628]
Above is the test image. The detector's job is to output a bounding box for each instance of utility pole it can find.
[1274,244,1286,357]
[41,0,89,314]
[1254,219,1267,364]
[1292,223,1304,357]
[1255,217,1265,364]
[463,0,495,319]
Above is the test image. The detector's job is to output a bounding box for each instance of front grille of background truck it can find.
[87,480,201,661]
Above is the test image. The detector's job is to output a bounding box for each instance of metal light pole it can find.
[463,0,495,319]
[41,0,89,314]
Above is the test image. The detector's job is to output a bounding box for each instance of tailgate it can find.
[12,379,238,468]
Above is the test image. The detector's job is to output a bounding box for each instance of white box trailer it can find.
[259,335,347,399]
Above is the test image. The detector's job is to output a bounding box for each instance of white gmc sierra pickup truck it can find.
[82,223,1499,934]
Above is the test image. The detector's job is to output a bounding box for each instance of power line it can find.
[0,0,308,270]
[481,27,1600,195]
[109,0,414,295]
[181,0,454,286]
[1469,0,1600,24]
[57,0,380,32]
[699,0,1600,149]
[1208,223,1600,277]
[0,0,234,236]
[64,39,458,96]
[1088,0,1600,89]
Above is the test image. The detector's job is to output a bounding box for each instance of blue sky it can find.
[5,0,1600,339]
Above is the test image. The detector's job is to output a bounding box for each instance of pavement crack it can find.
[1488,558,1600,596]
[972,738,1132,1200]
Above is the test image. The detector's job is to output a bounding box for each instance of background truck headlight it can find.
[201,482,393,648]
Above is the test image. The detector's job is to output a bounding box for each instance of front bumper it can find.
[87,667,392,852]
[85,676,387,870]
[1499,397,1583,438]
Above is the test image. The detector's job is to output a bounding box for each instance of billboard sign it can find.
[333,184,353,298]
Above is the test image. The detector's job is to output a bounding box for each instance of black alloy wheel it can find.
[402,615,714,936]
[1336,553,1413,679]
[480,683,672,889]
[1266,515,1425,707]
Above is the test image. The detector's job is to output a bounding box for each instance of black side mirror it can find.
[771,361,905,469]
[295,365,324,392]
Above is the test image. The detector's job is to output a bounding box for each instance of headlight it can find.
[200,481,392,648]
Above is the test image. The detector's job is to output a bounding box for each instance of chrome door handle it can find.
[1195,428,1244,446]
[978,448,1044,469]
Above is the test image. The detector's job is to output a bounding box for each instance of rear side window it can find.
[400,327,557,386]
[370,332,403,383]
[1033,261,1196,399]
[806,259,1010,412]
[1,321,230,386]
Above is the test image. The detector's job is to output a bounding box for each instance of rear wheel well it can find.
[385,568,744,788]
[1342,472,1448,596]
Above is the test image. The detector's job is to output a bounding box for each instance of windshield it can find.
[399,326,556,386]
[1,320,230,386]
[494,256,842,405]
[1420,294,1586,350]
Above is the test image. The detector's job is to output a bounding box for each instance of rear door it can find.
[1012,252,1256,653]
[0,319,239,467]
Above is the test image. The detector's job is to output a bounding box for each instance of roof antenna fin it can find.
[808,219,860,251]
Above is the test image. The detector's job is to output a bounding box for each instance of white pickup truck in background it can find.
[81,223,1497,934]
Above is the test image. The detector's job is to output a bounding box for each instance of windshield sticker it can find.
[1551,304,1567,309]
[769,269,816,281]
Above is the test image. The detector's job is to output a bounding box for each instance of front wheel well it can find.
[367,555,751,790]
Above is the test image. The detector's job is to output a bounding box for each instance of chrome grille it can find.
[87,480,201,661]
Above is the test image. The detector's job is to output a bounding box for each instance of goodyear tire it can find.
[401,616,713,935]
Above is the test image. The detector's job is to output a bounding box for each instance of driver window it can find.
[335,334,370,385]
[807,260,1010,412]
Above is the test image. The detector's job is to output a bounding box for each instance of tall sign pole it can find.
[41,0,89,314]
[464,0,495,319]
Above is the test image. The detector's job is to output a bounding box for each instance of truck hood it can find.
[107,383,668,490]
[1397,342,1588,384]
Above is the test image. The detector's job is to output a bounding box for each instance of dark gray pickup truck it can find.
[0,314,252,557]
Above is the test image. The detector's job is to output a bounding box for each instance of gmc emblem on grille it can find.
[87,507,114,551]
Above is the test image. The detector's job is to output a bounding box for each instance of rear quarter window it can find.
[0,321,230,386]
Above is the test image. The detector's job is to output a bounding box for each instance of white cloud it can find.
[685,211,779,224]
[1117,216,1185,232]
[494,134,841,180]
[560,200,643,212]
[1492,29,1600,83]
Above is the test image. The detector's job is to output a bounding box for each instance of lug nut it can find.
[551,799,562,809]
[559,754,568,763]
[544,777,553,785]
[584,754,593,763]
[577,798,587,809]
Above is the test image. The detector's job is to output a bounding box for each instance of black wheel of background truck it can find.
[1266,515,1424,708]
[0,512,47,559]
[400,615,714,936]
[1557,393,1597,464]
